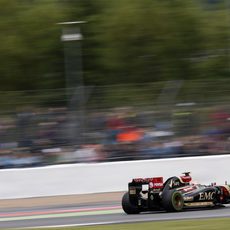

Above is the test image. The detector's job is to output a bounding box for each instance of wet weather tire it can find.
[122,192,140,214]
[162,190,184,212]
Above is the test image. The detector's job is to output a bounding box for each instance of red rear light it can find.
[222,187,230,197]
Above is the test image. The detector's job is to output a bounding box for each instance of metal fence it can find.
[0,80,229,168]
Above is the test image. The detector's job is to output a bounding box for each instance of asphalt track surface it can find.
[0,200,230,229]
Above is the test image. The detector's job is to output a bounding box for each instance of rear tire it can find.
[162,190,184,212]
[122,192,140,214]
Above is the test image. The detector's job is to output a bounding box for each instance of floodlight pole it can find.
[58,21,86,146]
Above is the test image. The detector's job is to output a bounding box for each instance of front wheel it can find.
[162,190,184,212]
[122,192,140,214]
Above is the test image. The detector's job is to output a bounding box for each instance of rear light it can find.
[222,187,230,197]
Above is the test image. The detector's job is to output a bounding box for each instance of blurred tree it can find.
[0,0,228,91]
[96,0,229,83]
[0,0,66,90]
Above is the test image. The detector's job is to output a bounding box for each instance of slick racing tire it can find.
[162,190,184,212]
[122,192,140,214]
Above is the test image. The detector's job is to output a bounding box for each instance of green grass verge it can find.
[32,218,230,230]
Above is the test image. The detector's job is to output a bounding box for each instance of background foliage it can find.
[0,0,229,91]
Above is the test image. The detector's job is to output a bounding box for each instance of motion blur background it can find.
[0,0,229,169]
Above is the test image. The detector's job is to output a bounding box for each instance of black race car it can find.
[122,172,230,214]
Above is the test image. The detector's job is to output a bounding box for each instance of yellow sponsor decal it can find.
[184,202,214,207]
[129,189,136,195]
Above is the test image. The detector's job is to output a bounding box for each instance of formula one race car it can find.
[122,172,230,214]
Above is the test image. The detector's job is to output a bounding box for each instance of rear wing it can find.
[129,177,164,190]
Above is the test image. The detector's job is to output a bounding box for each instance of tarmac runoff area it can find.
[0,192,124,209]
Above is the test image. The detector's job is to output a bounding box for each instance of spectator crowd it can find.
[0,105,229,169]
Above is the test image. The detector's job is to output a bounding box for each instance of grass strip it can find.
[28,217,230,230]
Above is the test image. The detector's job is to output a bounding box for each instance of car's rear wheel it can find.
[162,190,184,212]
[122,192,140,214]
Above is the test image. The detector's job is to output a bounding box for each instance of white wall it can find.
[0,154,229,199]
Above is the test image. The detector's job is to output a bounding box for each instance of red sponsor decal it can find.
[179,185,197,193]
[133,177,164,189]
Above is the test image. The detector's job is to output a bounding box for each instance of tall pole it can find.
[226,0,230,74]
[58,21,86,146]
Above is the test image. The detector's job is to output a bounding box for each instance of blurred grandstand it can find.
[0,79,229,168]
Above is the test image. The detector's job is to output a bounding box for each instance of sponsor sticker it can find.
[185,202,214,207]
[199,191,215,201]
[142,184,149,191]
[184,196,193,201]
[129,187,136,195]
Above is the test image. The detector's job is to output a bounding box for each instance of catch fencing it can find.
[0,80,229,168]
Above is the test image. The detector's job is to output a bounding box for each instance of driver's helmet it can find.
[179,172,192,184]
